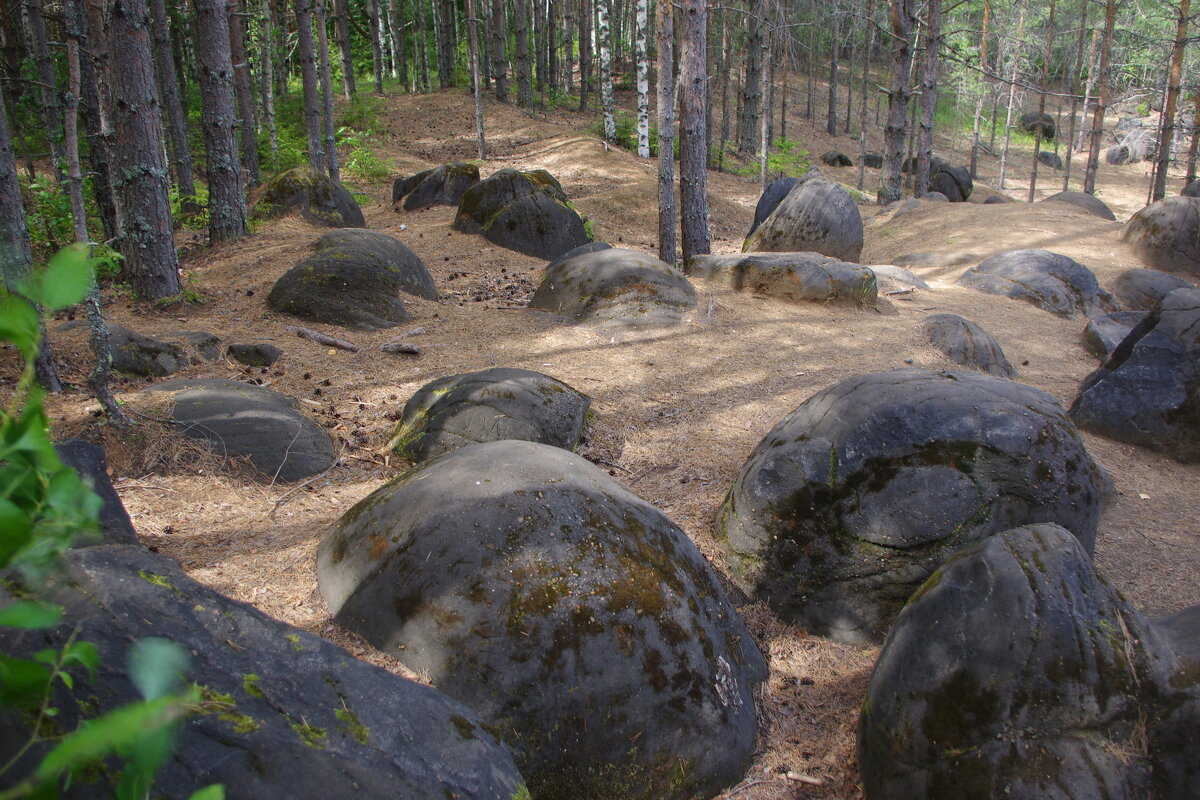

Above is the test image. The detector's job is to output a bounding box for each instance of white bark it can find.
[635,0,650,157]
[597,0,615,143]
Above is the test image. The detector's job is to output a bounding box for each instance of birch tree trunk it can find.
[679,0,709,260]
[879,0,916,203]
[657,0,675,264]
[295,0,326,171]
[368,0,385,92]
[316,0,340,181]
[759,26,771,189]
[229,0,261,188]
[194,0,248,243]
[597,0,615,142]
[635,0,650,157]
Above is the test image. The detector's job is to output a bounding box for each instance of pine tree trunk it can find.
[316,0,340,180]
[369,0,386,92]
[1078,30,1099,152]
[879,0,915,203]
[110,0,181,299]
[296,0,326,171]
[635,0,650,157]
[1186,92,1200,185]
[679,0,708,260]
[515,0,534,107]
[415,0,431,92]
[194,0,248,243]
[548,0,559,93]
[827,12,840,136]
[759,26,770,189]
[564,0,574,93]
[915,0,939,197]
[969,0,989,180]
[1084,0,1116,195]
[394,0,409,90]
[260,0,280,167]
[738,0,763,154]
[229,0,261,188]
[597,0,615,140]
[466,0,486,158]
[149,0,198,209]
[998,8,1025,192]
[533,0,546,97]
[1151,0,1189,201]
[490,0,508,100]
[657,0,675,264]
[334,0,356,97]
[1061,0,1088,191]
[23,0,66,182]
[70,0,118,242]
[1027,0,1056,201]
[717,7,731,160]
[858,0,876,191]
[579,0,592,110]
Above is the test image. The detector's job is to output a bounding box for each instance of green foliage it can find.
[19,176,74,257]
[88,244,124,281]
[0,247,221,799]
[730,137,812,180]
[338,95,384,135]
[337,127,393,184]
[170,183,210,231]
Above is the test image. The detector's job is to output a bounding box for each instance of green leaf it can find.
[187,786,226,800]
[0,497,33,566]
[32,244,93,312]
[0,601,63,630]
[0,653,52,709]
[128,638,190,701]
[60,641,99,678]
[0,295,40,360]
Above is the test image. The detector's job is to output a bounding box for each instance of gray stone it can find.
[389,367,591,461]
[1042,191,1116,221]
[743,172,864,261]
[718,368,1110,643]
[54,439,139,546]
[1020,111,1056,138]
[166,331,222,361]
[862,152,884,169]
[748,177,800,237]
[957,249,1119,318]
[317,440,767,800]
[1182,179,1200,198]
[0,545,528,800]
[253,167,365,228]
[1113,268,1192,310]
[868,264,931,293]
[529,246,696,327]
[859,524,1200,800]
[1070,288,1200,461]
[921,313,1016,377]
[1082,311,1149,358]
[108,325,185,377]
[147,379,334,482]
[392,162,480,211]
[1122,196,1200,276]
[227,343,283,367]
[1107,144,1132,165]
[1037,150,1064,170]
[935,165,973,201]
[685,252,877,306]
[821,150,853,167]
[922,191,949,202]
[454,168,591,260]
[983,194,1015,204]
[311,228,438,300]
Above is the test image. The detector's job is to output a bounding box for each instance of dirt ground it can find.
[15,86,1200,799]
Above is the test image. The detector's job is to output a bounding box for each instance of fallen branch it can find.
[287,326,359,352]
[379,342,421,355]
[885,287,916,296]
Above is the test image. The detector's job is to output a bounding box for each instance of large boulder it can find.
[54,439,139,546]
[957,249,1119,318]
[147,379,334,482]
[747,177,799,236]
[1070,287,1200,461]
[862,152,884,169]
[1107,144,1132,165]
[1042,191,1117,221]
[108,325,185,377]
[388,367,591,461]
[0,545,528,799]
[528,246,696,327]
[717,368,1110,643]
[920,314,1016,377]
[392,162,480,211]
[1122,196,1200,276]
[1020,111,1056,138]
[685,252,878,306]
[821,150,853,167]
[1112,268,1192,310]
[252,167,365,228]
[317,440,768,800]
[1182,179,1200,198]
[1036,150,1063,170]
[868,264,930,293]
[267,229,436,330]
[930,164,973,202]
[859,524,1200,800]
[1082,310,1149,358]
[453,168,592,260]
[743,172,864,261]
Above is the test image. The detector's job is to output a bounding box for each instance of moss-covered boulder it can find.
[1112,268,1193,310]
[1070,287,1200,461]
[108,325,185,377]
[921,313,1016,377]
[268,229,436,330]
[685,252,877,307]
[957,249,1119,319]
[317,440,767,800]
[718,368,1110,643]
[1042,191,1116,220]
[0,544,528,799]
[743,171,864,261]
[388,367,591,461]
[1122,196,1200,276]
[453,168,591,260]
[252,167,365,228]
[529,246,696,327]
[392,162,480,211]
[859,524,1200,800]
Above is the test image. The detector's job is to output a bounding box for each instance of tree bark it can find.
[597,0,615,140]
[1187,91,1200,185]
[759,25,771,189]
[738,0,763,154]
[466,0,486,158]
[635,0,650,157]
[1028,0,1057,201]
[490,0,507,100]
[229,0,261,188]
[1061,0,1089,191]
[1151,0,1189,201]
[827,11,840,136]
[393,0,409,90]
[657,0,675,264]
[858,0,876,191]
[334,0,356,96]
[415,0,431,91]
[23,0,66,182]
[69,0,118,242]
[679,0,708,260]
[915,0,940,197]
[260,0,280,167]
[969,0,990,180]
[998,7,1025,192]
[316,0,340,180]
[879,0,916,203]
[1083,0,1116,195]
[295,0,326,171]
[149,0,198,209]
[194,0,248,243]
[578,0,592,110]
[515,0,534,107]
[109,0,181,299]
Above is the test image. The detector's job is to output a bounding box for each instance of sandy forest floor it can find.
[10,86,1200,798]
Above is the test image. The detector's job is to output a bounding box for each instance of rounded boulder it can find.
[957,249,1118,318]
[921,313,1016,377]
[1042,191,1116,221]
[252,167,365,228]
[1020,111,1055,138]
[717,368,1110,643]
[392,162,480,211]
[1081,310,1149,358]
[1122,196,1200,276]
[685,251,877,306]
[317,440,767,800]
[453,168,592,261]
[1112,268,1192,310]
[742,172,864,261]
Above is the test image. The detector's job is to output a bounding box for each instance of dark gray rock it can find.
[389,367,591,461]
[1020,111,1056,138]
[1037,150,1064,170]
[921,314,1016,377]
[933,164,973,202]
[528,246,696,327]
[453,168,591,260]
[1182,179,1200,198]
[392,162,480,211]
[108,325,185,377]
[748,177,800,236]
[863,152,884,169]
[147,379,334,482]
[54,439,138,546]
[685,252,877,306]
[1082,311,1149,358]
[0,545,528,800]
[1107,144,1132,165]
[743,173,864,261]
[1122,196,1200,276]
[821,150,853,167]
[859,524,1200,800]
[983,194,1015,204]
[1070,287,1200,461]
[1042,191,1117,220]
[957,249,1119,318]
[253,167,365,228]
[922,191,949,202]
[1112,268,1192,310]
[718,368,1110,643]
[227,342,283,367]
[545,240,613,272]
[166,331,222,361]
[311,228,437,300]
[317,440,767,800]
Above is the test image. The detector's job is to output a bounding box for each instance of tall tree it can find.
[149,0,198,208]
[827,8,841,136]
[679,0,709,260]
[635,0,650,157]
[23,0,66,181]
[316,0,340,180]
[1061,0,1089,190]
[738,0,764,153]
[1083,0,1116,195]
[879,0,916,203]
[466,0,486,158]
[1028,0,1057,201]
[260,0,280,166]
[295,0,326,171]
[392,0,409,90]
[490,0,508,101]
[109,0,181,299]
[368,0,385,92]
[597,0,615,141]
[915,0,941,196]
[515,0,534,106]
[657,0,675,264]
[858,0,877,191]
[69,0,118,242]
[194,0,248,243]
[1151,0,1190,201]
[229,0,261,188]
[578,0,593,111]
[334,0,356,97]
[998,7,1026,192]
